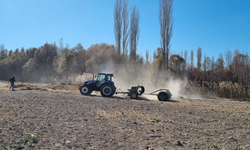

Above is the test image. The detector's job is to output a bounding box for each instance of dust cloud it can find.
[95,61,193,100]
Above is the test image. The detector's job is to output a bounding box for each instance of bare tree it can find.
[206,56,212,71]
[219,53,223,61]
[203,55,211,72]
[59,38,63,55]
[0,44,4,51]
[66,43,70,49]
[190,49,194,68]
[212,55,214,70]
[203,54,207,72]
[159,0,173,70]
[146,50,149,63]
[0,49,7,60]
[184,49,188,64]
[114,0,122,57]
[129,5,140,61]
[225,49,232,68]
[197,47,202,70]
[145,50,150,69]
[122,0,129,59]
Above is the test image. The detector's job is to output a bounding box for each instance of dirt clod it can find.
[175,140,183,146]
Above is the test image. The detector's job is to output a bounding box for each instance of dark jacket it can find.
[9,77,16,83]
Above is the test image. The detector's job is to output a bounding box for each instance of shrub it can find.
[151,117,160,122]
[23,134,38,144]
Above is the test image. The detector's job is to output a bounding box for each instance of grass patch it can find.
[151,117,160,122]
[23,134,38,144]
[212,144,221,150]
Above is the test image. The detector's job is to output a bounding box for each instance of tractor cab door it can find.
[96,74,106,87]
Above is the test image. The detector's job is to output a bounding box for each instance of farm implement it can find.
[79,73,172,101]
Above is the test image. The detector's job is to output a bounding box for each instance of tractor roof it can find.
[98,73,114,76]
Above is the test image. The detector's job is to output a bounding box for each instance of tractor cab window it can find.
[106,75,112,81]
[96,74,113,87]
[97,74,106,87]
[97,74,106,82]
[97,74,112,82]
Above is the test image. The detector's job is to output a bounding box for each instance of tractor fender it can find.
[83,80,95,84]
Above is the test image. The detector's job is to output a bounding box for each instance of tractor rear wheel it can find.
[100,84,116,97]
[130,92,138,99]
[157,92,170,101]
[80,85,93,95]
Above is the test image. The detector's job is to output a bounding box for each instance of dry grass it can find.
[16,83,48,91]
[47,82,78,90]
[188,81,250,101]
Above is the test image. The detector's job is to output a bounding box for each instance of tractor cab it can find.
[96,73,114,87]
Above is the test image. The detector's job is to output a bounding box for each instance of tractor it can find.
[79,73,172,101]
[79,73,116,97]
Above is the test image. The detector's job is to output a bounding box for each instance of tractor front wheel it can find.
[80,85,93,95]
[100,84,116,97]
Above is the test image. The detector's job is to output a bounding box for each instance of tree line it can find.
[1,42,249,83]
[0,42,249,99]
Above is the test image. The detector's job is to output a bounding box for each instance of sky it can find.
[1,0,250,62]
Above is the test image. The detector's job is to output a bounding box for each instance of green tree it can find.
[71,44,86,73]
[0,49,8,60]
[229,52,249,83]
[33,43,57,75]
[85,43,116,72]
[169,54,186,75]
[8,50,13,57]
[26,48,37,59]
[153,47,163,71]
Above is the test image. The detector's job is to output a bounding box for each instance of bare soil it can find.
[0,82,250,150]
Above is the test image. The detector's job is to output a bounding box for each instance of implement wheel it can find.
[130,92,138,99]
[157,92,170,101]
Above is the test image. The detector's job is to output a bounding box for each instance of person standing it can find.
[8,75,16,91]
